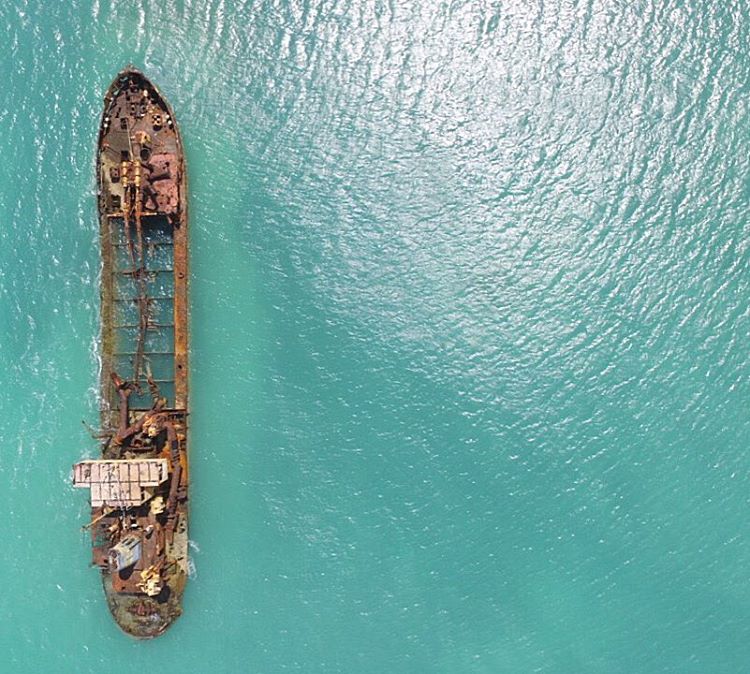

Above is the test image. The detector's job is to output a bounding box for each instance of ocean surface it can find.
[1,1,749,671]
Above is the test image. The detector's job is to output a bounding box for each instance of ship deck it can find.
[81,66,190,639]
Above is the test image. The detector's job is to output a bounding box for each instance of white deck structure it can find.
[73,459,168,507]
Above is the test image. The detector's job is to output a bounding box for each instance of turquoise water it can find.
[1,0,750,671]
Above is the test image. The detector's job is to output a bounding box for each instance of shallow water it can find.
[1,1,750,671]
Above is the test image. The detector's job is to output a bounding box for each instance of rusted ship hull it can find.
[74,67,189,638]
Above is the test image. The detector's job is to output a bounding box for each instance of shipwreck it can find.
[73,67,189,638]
